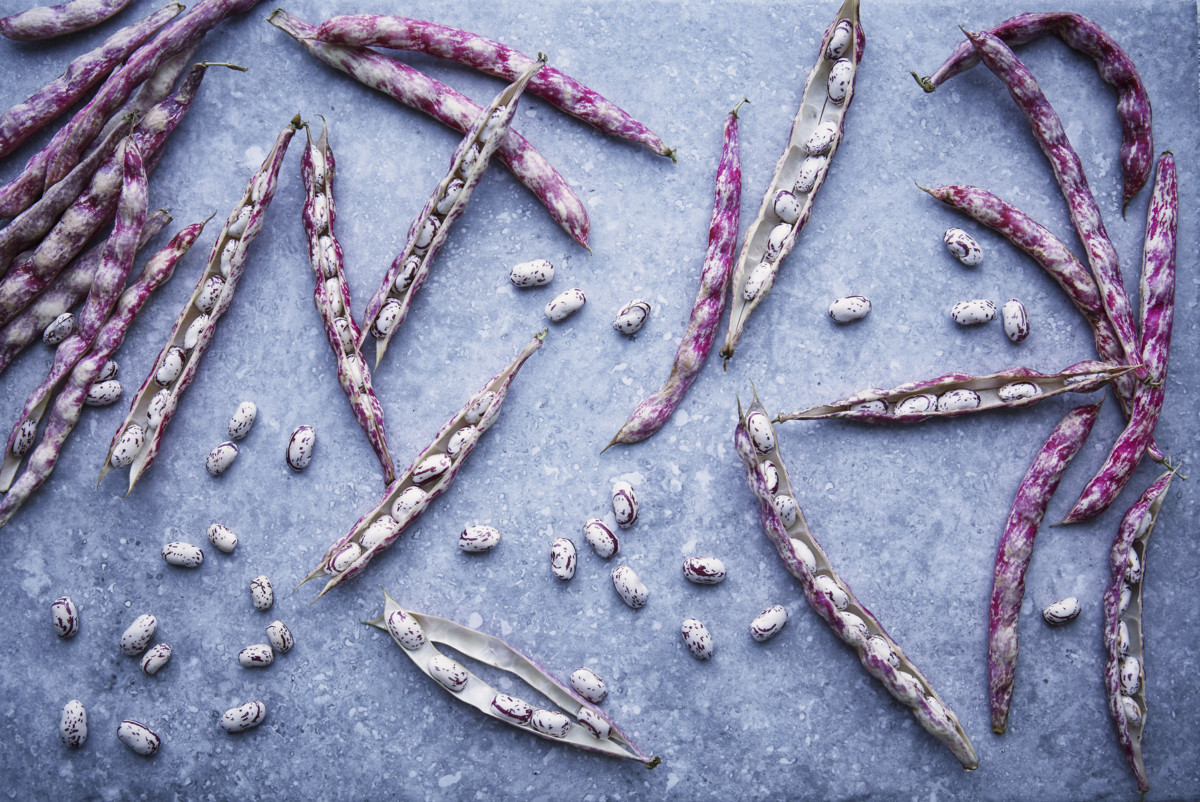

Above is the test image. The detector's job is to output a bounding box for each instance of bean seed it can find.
[146,389,174,428]
[458,144,481,176]
[161,542,203,568]
[205,442,238,476]
[464,391,496,425]
[84,379,122,406]
[789,538,817,573]
[1002,299,1029,343]
[429,653,470,692]
[1117,620,1130,655]
[435,179,464,215]
[1120,656,1142,696]
[220,701,266,733]
[1126,548,1143,585]
[761,461,779,494]
[583,518,619,559]
[386,609,425,651]
[545,288,586,322]
[329,542,363,574]
[742,260,772,301]
[750,605,788,642]
[155,346,184,385]
[569,668,607,703]
[774,494,798,527]
[446,427,479,459]
[997,382,1041,402]
[805,121,838,155]
[12,418,36,457]
[391,486,428,519]
[394,255,420,293]
[459,524,501,553]
[323,276,343,315]
[793,156,825,194]
[183,314,210,350]
[611,481,639,528]
[140,643,172,675]
[266,620,294,654]
[110,423,146,468]
[894,394,935,415]
[286,425,315,471]
[851,400,887,414]
[219,239,237,277]
[250,576,273,611]
[774,190,801,224]
[613,299,651,334]
[550,537,577,580]
[238,644,274,668]
[943,228,983,266]
[924,696,955,735]
[611,565,649,609]
[764,222,792,261]
[816,574,849,610]
[950,299,996,325]
[746,411,774,454]
[491,693,534,724]
[227,206,253,238]
[866,635,900,667]
[412,453,452,484]
[227,401,257,441]
[1042,597,1081,625]
[116,720,160,756]
[119,614,156,656]
[60,700,87,748]
[332,317,354,352]
[52,596,79,638]
[828,295,871,323]
[827,58,854,103]
[509,258,555,288]
[826,19,853,59]
[576,707,610,740]
[413,217,438,252]
[370,299,403,338]
[1120,695,1142,726]
[359,516,401,551]
[98,360,118,382]
[682,557,727,585]
[1119,583,1132,614]
[936,388,980,412]
[839,611,869,646]
[195,275,225,314]
[312,193,330,233]
[890,670,925,706]
[681,617,714,660]
[530,709,571,738]
[42,312,74,344]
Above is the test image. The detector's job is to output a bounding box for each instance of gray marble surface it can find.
[1,1,1197,799]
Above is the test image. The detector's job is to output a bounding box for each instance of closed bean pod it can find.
[750,605,789,642]
[220,701,266,733]
[550,537,576,580]
[52,595,79,638]
[116,720,160,756]
[681,617,714,660]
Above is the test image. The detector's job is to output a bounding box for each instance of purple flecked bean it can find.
[267,9,589,251]
[1061,153,1176,524]
[605,101,743,449]
[0,217,202,529]
[0,2,181,159]
[915,13,1152,211]
[0,209,168,375]
[0,0,132,41]
[300,118,395,484]
[313,14,674,160]
[734,390,978,769]
[988,401,1102,734]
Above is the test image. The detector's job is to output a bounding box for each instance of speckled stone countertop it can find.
[1,1,1197,799]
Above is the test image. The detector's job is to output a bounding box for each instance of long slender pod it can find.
[43,0,261,188]
[1102,469,1175,792]
[966,29,1141,378]
[0,209,169,375]
[313,14,673,159]
[299,119,395,484]
[735,390,978,769]
[1,139,147,492]
[605,101,742,448]
[0,0,133,40]
[0,2,182,160]
[268,9,589,250]
[302,332,545,602]
[987,401,1102,734]
[367,591,658,765]
[915,13,1151,210]
[1061,154,1176,524]
[360,56,545,369]
[720,0,862,366]
[0,219,200,528]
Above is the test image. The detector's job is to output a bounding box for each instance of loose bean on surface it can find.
[207,523,238,553]
[611,565,648,609]
[1042,597,1081,625]
[681,617,714,660]
[459,524,501,552]
[508,258,554,287]
[205,442,238,476]
[828,295,871,323]
[227,401,256,440]
[116,720,160,756]
[119,614,156,656]
[750,605,788,642]
[611,481,638,528]
[266,620,294,654]
[583,518,619,559]
[238,644,273,668]
[951,299,996,325]
[550,537,576,580]
[250,576,273,611]
[140,643,172,675]
[544,288,586,322]
[1002,299,1029,342]
[682,557,727,585]
[286,425,315,471]
[220,701,266,733]
[612,300,651,335]
[161,542,203,568]
[42,312,74,344]
[60,700,87,747]
[570,668,607,703]
[52,596,79,637]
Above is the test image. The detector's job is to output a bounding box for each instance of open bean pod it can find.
[1103,469,1175,792]
[301,331,546,601]
[300,118,395,484]
[99,116,301,493]
[735,390,978,770]
[359,55,546,369]
[720,0,863,366]
[367,590,658,765]
[775,360,1132,424]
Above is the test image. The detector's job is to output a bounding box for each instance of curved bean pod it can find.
[368,591,658,765]
[605,101,742,448]
[0,0,133,40]
[300,118,395,483]
[965,29,1141,379]
[1061,154,1176,524]
[267,9,588,250]
[0,217,202,528]
[735,390,978,769]
[915,13,1151,210]
[988,401,1102,734]
[302,332,545,602]
[1103,469,1174,792]
[360,56,545,369]
[313,14,673,159]
[720,0,863,367]
[0,2,182,159]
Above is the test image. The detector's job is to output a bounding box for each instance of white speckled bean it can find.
[894,394,935,415]
[774,190,801,224]
[866,635,901,668]
[331,317,354,353]
[429,654,469,692]
[459,524,501,553]
[545,288,586,322]
[1117,620,1130,656]
[530,709,571,738]
[936,388,980,412]
[394,255,419,293]
[329,542,363,574]
[509,258,555,288]
[805,121,838,155]
[265,620,294,654]
[760,461,779,494]
[370,299,403,339]
[750,605,788,642]
[742,260,772,301]
[611,481,639,528]
[1042,597,1081,625]
[851,400,887,414]
[1120,695,1142,726]
[116,720,160,756]
[681,617,714,660]
[1126,548,1143,585]
[412,453,452,484]
[220,701,266,733]
[98,360,118,382]
[612,300,651,335]
[413,217,438,252]
[183,314,210,351]
[1119,583,1132,614]
[1002,299,1029,343]
[195,275,225,314]
[154,347,184,386]
[84,379,122,406]
[219,239,237,278]
[227,206,253,238]
[826,19,853,59]
[458,144,481,176]
[227,401,257,441]
[161,542,203,568]
[238,644,273,668]
[789,538,817,573]
[386,609,425,651]
[119,614,156,656]
[110,423,146,468]
[42,312,74,345]
[576,707,610,740]
[60,700,87,748]
[205,442,238,476]
[250,576,273,611]
[998,382,1041,402]
[446,427,479,459]
[1119,656,1141,696]
[391,486,427,519]
[746,411,774,454]
[774,494,798,527]
[839,611,869,646]
[828,295,871,323]
[583,518,619,559]
[12,418,36,457]
[435,179,464,216]
[140,643,172,675]
[550,537,577,580]
[793,155,826,194]
[569,668,607,703]
[359,516,401,551]
[464,391,495,425]
[815,574,849,610]
[950,299,996,325]
[890,670,925,706]
[943,228,983,266]
[207,523,237,554]
[491,693,534,724]
[682,557,727,585]
[286,425,315,471]
[764,222,792,262]
[146,389,174,429]
[611,565,649,609]
[52,596,79,638]
[323,276,343,316]
[827,58,854,103]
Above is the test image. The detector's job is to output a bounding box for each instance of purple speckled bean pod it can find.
[605,101,742,449]
[267,9,588,250]
[988,401,1102,734]
[0,217,201,528]
[0,138,145,492]
[360,55,545,369]
[776,360,1131,423]
[965,29,1142,381]
[99,116,299,493]
[0,2,182,159]
[304,332,546,601]
[43,0,261,189]
[1102,469,1174,792]
[916,13,1151,210]
[313,14,673,160]
[1061,154,1176,525]
[0,0,132,40]
[300,119,395,484]
[0,209,168,375]
[735,391,978,769]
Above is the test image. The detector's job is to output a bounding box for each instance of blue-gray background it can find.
[1,1,1197,799]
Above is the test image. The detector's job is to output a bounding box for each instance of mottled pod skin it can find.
[988,402,1102,734]
[606,102,741,447]
[917,13,1152,210]
[0,0,134,41]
